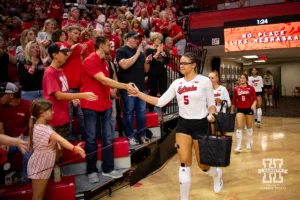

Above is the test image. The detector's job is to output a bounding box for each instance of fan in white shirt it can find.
[249,68,264,127]
[208,71,231,113]
[128,52,223,199]
[95,8,106,30]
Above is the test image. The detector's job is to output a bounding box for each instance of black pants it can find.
[148,68,167,112]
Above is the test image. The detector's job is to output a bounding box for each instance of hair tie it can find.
[31,116,36,120]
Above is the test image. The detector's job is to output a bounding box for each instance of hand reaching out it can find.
[82,92,98,101]
[74,142,86,158]
[17,134,28,154]
[127,83,140,97]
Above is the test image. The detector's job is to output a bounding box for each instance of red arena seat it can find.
[115,112,159,131]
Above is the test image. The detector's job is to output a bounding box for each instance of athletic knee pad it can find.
[179,166,191,183]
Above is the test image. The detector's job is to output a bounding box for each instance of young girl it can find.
[27,99,86,200]
[231,74,257,152]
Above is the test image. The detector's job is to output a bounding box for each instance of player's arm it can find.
[271,76,274,90]
[260,76,264,88]
[251,87,257,110]
[206,80,217,115]
[0,134,28,153]
[135,82,176,107]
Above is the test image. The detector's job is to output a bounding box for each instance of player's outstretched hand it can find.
[82,92,98,101]
[74,142,86,158]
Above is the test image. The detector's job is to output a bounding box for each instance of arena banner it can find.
[224,22,300,52]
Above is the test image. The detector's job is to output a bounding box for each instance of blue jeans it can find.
[82,108,114,174]
[7,136,32,182]
[120,89,146,138]
[69,89,85,140]
[111,99,117,138]
[21,90,43,102]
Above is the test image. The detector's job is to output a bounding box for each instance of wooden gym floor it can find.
[101,117,300,200]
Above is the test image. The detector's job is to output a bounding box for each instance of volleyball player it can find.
[208,71,231,113]
[264,70,274,106]
[248,67,264,128]
[231,74,257,152]
[129,52,223,199]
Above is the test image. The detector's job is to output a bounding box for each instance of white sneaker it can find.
[102,170,123,179]
[266,102,270,106]
[246,141,252,149]
[234,146,242,153]
[213,168,223,193]
[270,103,273,107]
[257,122,261,128]
[88,172,100,183]
[128,138,140,146]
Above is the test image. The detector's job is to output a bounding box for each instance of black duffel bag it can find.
[198,117,232,167]
[215,100,236,133]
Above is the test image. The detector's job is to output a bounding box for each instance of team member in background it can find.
[128,52,223,199]
[263,70,274,106]
[208,71,231,113]
[231,74,257,153]
[249,67,264,128]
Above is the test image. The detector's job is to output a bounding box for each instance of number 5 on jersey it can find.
[184,95,189,105]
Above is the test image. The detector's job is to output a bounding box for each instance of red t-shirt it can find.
[62,42,82,89]
[0,99,31,137]
[107,35,121,62]
[21,22,32,32]
[62,19,87,28]
[145,3,154,15]
[48,2,63,19]
[7,50,19,83]
[161,21,170,35]
[170,24,185,42]
[43,66,70,127]
[163,45,179,71]
[151,18,163,33]
[80,53,111,112]
[232,85,257,108]
[84,39,94,59]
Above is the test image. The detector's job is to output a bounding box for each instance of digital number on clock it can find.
[257,19,268,25]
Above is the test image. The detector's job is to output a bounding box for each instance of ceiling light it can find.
[243,55,258,59]
[254,60,266,63]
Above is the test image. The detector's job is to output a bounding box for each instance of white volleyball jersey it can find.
[264,75,274,86]
[156,75,215,119]
[249,76,264,92]
[214,85,231,113]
